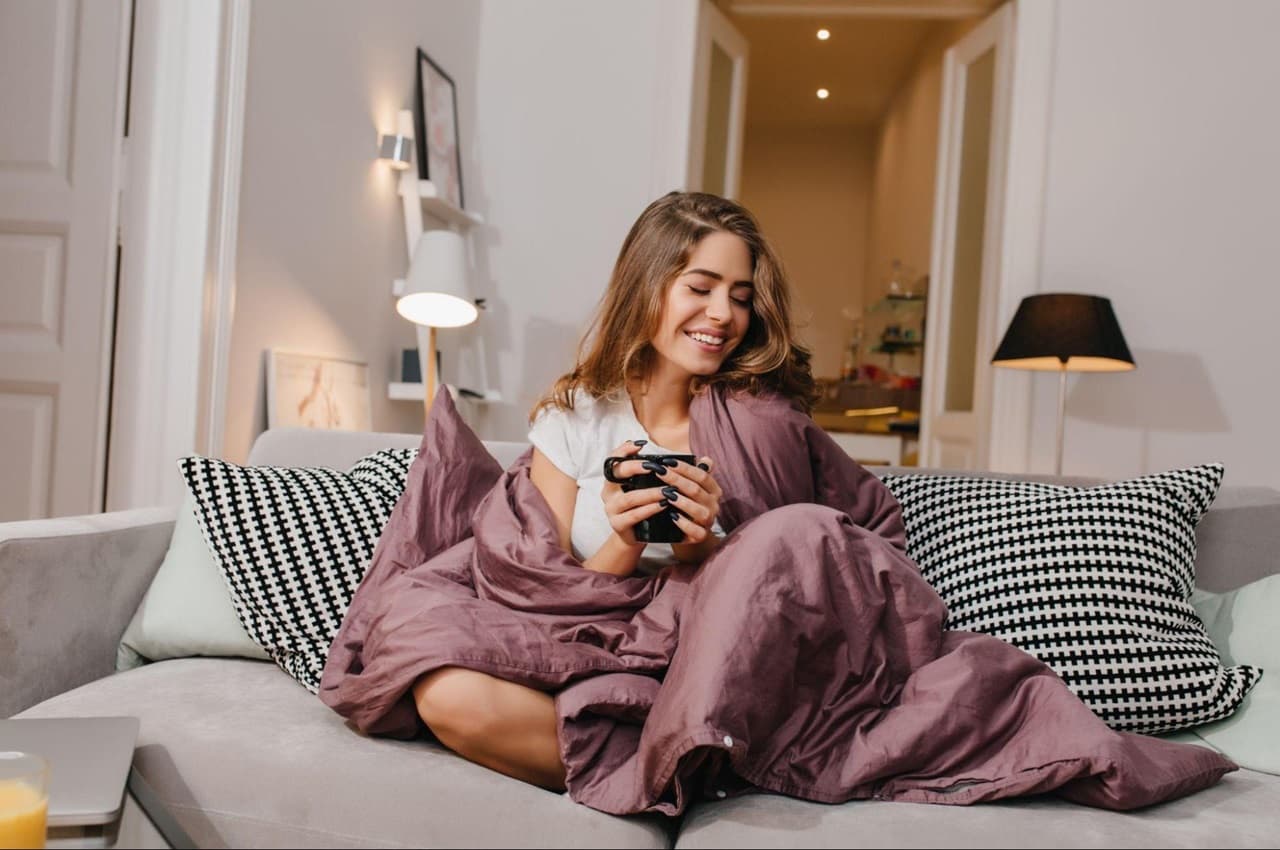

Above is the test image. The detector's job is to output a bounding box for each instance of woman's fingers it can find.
[650,462,719,506]
[652,482,712,526]
[605,439,655,482]
[668,509,710,542]
[608,497,669,534]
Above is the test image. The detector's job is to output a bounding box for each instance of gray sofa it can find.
[5,427,1279,848]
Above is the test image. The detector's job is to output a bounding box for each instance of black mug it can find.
[603,453,695,543]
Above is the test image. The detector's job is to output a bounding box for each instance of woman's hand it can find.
[663,457,723,561]
[599,440,671,548]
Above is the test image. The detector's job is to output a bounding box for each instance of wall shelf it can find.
[397,171,483,231]
[389,382,502,404]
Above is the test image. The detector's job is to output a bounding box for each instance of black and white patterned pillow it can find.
[881,464,1261,735]
[180,448,417,692]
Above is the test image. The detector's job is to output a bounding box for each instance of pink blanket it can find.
[320,389,1234,815]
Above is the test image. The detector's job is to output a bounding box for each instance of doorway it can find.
[690,0,1052,472]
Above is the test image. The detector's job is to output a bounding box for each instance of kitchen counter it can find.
[812,406,920,467]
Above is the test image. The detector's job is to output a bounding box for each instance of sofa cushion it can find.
[1189,573,1280,774]
[117,491,268,670]
[671,769,1280,849]
[17,660,672,849]
[881,465,1261,735]
[180,448,416,693]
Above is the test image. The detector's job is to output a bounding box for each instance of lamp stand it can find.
[418,325,438,416]
[1054,363,1067,476]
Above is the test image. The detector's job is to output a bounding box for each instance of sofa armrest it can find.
[0,507,177,717]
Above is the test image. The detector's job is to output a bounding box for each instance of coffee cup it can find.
[602,453,695,543]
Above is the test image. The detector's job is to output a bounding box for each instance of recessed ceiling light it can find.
[817,88,830,100]
[817,29,830,41]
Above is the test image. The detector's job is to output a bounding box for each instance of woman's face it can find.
[650,231,754,380]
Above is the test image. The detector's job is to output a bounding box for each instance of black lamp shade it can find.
[991,293,1136,372]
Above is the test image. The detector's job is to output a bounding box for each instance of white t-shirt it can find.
[528,388,722,573]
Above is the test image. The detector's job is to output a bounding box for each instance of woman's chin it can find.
[687,358,728,377]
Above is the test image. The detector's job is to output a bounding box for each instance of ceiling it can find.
[724,0,1000,128]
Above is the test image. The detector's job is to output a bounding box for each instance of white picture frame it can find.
[266,350,372,431]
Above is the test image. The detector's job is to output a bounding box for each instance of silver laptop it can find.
[0,716,138,827]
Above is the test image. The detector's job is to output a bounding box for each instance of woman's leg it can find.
[412,666,567,791]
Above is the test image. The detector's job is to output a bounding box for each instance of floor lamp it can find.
[396,230,478,415]
[991,293,1135,475]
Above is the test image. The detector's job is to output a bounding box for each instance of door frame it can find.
[687,0,750,198]
[108,0,249,510]
[982,0,1055,473]
[919,0,1055,471]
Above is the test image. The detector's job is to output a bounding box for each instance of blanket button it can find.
[715,790,727,799]
[722,735,734,748]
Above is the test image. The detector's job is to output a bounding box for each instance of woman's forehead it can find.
[683,232,753,281]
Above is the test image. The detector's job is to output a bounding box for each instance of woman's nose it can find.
[705,293,731,323]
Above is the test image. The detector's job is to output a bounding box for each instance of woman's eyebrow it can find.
[683,268,754,288]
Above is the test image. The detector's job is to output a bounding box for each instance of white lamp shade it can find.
[397,230,478,328]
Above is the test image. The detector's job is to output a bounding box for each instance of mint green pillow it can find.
[117,492,269,670]
[1188,574,1278,774]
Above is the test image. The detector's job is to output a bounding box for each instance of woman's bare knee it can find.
[412,666,493,745]
[410,667,566,791]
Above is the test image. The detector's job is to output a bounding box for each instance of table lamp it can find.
[396,230,478,410]
[991,293,1135,475]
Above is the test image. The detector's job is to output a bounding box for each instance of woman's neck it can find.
[628,363,693,452]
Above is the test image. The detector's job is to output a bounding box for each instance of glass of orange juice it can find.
[0,752,48,850]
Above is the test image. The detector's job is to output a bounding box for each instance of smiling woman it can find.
[404,191,820,789]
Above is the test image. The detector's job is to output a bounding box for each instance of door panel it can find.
[0,389,55,518]
[0,0,74,175]
[920,4,1013,470]
[0,0,129,520]
[0,233,64,345]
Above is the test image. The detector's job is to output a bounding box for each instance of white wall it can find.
[1032,0,1280,488]
[454,0,694,441]
[739,124,875,380]
[225,0,695,459]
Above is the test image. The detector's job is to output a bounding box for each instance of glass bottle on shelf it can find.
[840,317,863,383]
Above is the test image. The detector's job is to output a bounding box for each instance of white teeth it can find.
[687,332,725,346]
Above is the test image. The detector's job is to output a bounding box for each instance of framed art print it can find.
[414,48,465,210]
[266,350,372,431]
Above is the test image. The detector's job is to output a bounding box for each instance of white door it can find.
[688,0,749,198]
[0,0,130,520]
[918,3,1015,470]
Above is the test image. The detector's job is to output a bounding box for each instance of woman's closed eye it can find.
[686,285,752,307]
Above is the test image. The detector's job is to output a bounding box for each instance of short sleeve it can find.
[528,405,579,480]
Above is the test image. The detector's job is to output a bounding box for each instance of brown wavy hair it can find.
[530,191,817,421]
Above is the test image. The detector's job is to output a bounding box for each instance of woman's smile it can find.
[684,329,728,352]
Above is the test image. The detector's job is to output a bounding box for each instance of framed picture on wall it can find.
[414,48,465,210]
[266,350,372,432]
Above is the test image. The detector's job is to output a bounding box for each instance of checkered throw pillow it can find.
[180,448,417,692]
[881,464,1261,735]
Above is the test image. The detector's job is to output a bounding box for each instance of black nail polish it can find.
[697,462,710,472]
[659,498,670,508]
[661,486,678,500]
[661,457,679,467]
[632,439,648,447]
[642,461,666,474]
[668,510,683,522]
